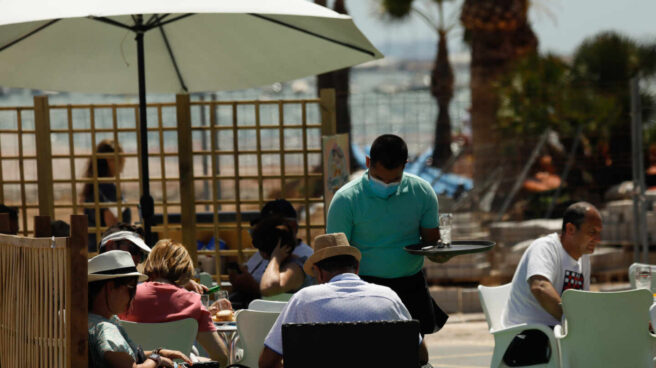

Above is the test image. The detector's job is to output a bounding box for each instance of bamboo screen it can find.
[0,105,37,235]
[189,98,325,271]
[0,93,332,278]
[0,234,82,367]
[49,103,145,251]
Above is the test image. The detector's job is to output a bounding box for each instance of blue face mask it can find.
[368,174,400,198]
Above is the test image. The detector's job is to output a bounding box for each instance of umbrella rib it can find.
[0,19,60,53]
[146,14,164,28]
[154,14,194,28]
[248,13,376,57]
[92,17,135,32]
[157,23,188,93]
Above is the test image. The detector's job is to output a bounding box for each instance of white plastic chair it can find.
[478,284,560,368]
[233,309,280,368]
[555,289,656,368]
[118,318,198,356]
[628,263,656,293]
[248,299,288,312]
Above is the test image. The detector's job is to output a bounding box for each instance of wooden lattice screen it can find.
[0,214,87,368]
[0,90,336,279]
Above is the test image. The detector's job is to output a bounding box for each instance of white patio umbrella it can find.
[0,0,382,241]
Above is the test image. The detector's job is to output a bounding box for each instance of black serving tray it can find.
[404,240,495,259]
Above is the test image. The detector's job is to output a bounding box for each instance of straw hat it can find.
[100,230,151,254]
[88,250,148,282]
[304,233,361,277]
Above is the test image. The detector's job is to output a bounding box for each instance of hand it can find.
[271,239,293,263]
[159,349,192,365]
[209,298,233,314]
[184,279,208,294]
[427,253,454,264]
[157,356,176,368]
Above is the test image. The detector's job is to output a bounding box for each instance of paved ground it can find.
[424,314,493,368]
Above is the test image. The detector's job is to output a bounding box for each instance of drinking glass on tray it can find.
[439,213,452,246]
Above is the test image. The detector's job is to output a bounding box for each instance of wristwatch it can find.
[148,352,162,366]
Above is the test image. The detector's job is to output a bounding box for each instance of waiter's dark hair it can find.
[562,202,594,234]
[369,134,408,170]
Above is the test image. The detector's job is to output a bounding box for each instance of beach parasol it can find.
[0,0,382,241]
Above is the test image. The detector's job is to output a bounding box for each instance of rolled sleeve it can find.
[525,244,558,284]
[95,323,134,356]
[420,185,439,229]
[326,192,353,240]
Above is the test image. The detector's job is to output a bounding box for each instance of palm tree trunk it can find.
[315,0,356,170]
[431,30,454,168]
[462,0,537,188]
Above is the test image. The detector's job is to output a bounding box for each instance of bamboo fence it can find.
[0,214,87,368]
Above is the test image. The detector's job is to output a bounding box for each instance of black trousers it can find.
[361,270,448,334]
[502,329,552,366]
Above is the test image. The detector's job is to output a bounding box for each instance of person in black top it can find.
[82,139,131,252]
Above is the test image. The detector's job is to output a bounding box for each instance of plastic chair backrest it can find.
[282,320,420,368]
[628,263,656,293]
[235,309,280,368]
[118,318,198,356]
[262,293,293,302]
[248,299,288,312]
[478,283,511,332]
[559,289,654,368]
[199,272,214,288]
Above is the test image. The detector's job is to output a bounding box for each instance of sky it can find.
[344,0,656,59]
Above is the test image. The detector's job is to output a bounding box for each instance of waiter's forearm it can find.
[420,227,440,242]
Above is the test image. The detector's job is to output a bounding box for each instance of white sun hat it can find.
[99,230,151,255]
[88,250,148,283]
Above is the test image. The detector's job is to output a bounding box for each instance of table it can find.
[214,321,239,364]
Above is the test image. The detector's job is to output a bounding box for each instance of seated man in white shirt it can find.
[228,199,314,308]
[501,201,602,365]
[258,232,429,368]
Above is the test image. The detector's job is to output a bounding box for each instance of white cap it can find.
[88,250,147,282]
[100,230,151,255]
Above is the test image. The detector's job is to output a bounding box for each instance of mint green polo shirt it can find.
[326,170,439,278]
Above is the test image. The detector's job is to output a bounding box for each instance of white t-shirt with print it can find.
[502,233,590,327]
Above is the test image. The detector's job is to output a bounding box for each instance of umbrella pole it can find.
[136,17,155,245]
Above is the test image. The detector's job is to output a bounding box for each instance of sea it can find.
[0,64,471,159]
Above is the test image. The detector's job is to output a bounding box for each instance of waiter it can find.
[326,134,450,334]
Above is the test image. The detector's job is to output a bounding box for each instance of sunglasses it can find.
[117,241,145,263]
[114,277,138,297]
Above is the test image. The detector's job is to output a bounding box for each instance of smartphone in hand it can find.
[226,262,242,274]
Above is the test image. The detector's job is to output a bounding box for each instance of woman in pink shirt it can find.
[120,239,228,365]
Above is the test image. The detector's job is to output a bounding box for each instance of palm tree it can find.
[380,0,457,168]
[460,0,537,187]
[571,32,656,191]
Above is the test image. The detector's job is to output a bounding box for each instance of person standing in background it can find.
[81,139,131,252]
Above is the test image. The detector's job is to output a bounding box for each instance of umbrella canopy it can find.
[0,0,382,93]
[0,0,382,243]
